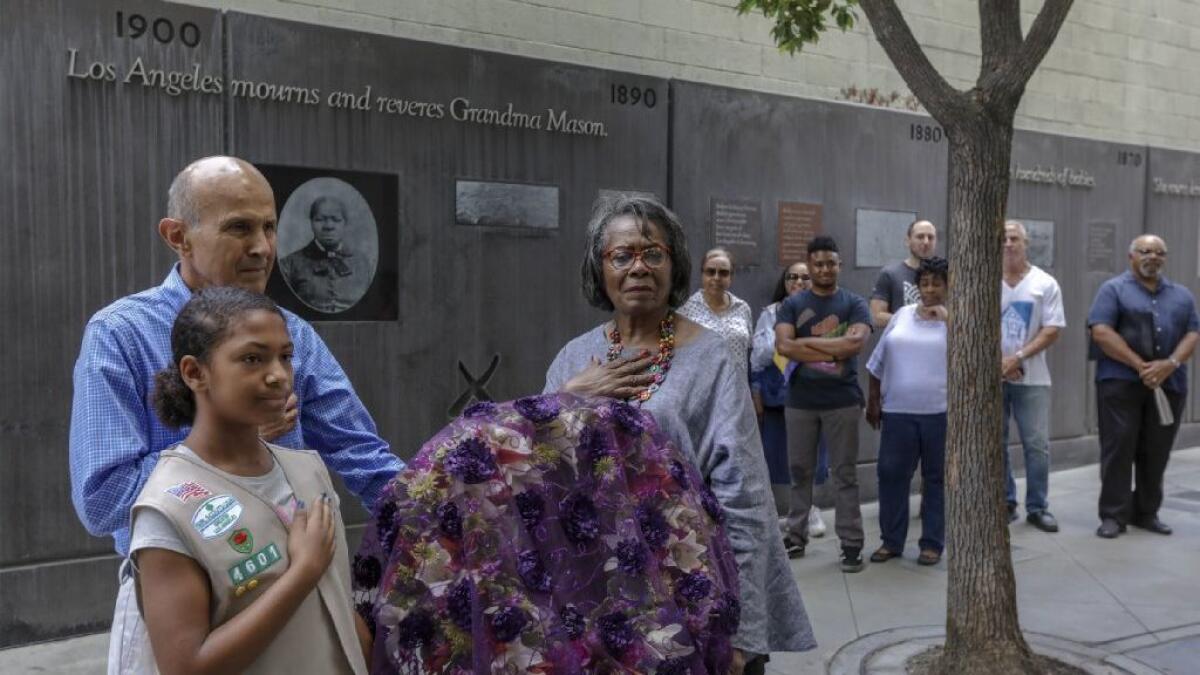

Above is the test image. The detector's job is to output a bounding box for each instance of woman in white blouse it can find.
[865,256,949,566]
[677,248,753,367]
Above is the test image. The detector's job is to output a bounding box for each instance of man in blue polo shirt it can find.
[1087,234,1199,539]
[69,156,403,672]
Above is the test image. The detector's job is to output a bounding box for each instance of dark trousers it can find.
[877,412,946,553]
[1097,380,1186,523]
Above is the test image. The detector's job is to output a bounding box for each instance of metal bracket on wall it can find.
[447,353,501,418]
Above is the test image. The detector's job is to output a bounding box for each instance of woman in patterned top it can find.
[543,195,814,675]
[677,248,753,370]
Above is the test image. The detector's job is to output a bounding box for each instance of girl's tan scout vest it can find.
[132,444,368,675]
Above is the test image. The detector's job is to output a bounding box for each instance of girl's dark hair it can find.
[152,287,285,428]
[917,256,950,284]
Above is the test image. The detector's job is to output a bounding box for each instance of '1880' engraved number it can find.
[116,11,201,47]
[909,123,943,143]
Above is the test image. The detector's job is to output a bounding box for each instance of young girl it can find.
[131,287,370,674]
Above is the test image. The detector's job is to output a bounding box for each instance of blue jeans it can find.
[877,412,945,553]
[1002,383,1051,514]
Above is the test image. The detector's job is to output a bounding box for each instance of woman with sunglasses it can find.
[677,248,754,368]
[750,263,829,537]
[544,195,815,674]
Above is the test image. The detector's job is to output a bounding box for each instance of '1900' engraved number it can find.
[611,84,657,108]
[116,11,201,47]
[909,123,943,143]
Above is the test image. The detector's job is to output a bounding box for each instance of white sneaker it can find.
[807,506,826,538]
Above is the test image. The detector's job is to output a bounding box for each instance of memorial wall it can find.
[3,0,1199,645]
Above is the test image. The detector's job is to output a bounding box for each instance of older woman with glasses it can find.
[544,195,815,674]
[678,248,754,367]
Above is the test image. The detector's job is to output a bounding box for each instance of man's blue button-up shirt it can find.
[69,266,403,556]
[1087,271,1200,394]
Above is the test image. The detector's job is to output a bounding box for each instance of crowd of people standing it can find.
[67,155,1197,673]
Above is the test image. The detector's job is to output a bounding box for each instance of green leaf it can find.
[736,0,860,53]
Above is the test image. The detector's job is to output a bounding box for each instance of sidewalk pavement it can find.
[3,449,1199,674]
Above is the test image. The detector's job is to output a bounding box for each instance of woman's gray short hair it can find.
[580,194,692,312]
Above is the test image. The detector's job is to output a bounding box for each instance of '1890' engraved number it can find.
[909,123,943,143]
[611,84,657,108]
[116,11,201,47]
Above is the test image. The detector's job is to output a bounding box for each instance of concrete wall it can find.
[173,0,1200,153]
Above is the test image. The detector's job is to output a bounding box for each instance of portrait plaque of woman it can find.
[261,166,399,322]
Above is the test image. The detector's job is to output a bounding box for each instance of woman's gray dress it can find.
[544,324,816,656]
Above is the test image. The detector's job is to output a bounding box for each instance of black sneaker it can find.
[841,546,864,573]
[1026,511,1059,533]
[783,535,806,559]
[1007,504,1019,523]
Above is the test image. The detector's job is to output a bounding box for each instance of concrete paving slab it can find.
[1122,604,1200,633]
[0,633,106,674]
[1125,636,1200,674]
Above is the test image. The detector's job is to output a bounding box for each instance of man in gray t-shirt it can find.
[870,220,937,329]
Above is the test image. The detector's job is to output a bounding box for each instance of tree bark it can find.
[936,116,1040,675]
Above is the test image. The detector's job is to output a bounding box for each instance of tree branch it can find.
[858,0,968,123]
[978,0,1073,107]
[978,0,1022,80]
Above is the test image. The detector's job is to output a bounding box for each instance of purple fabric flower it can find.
[517,550,552,592]
[669,460,690,490]
[579,426,615,463]
[514,395,562,424]
[676,570,712,603]
[597,610,637,657]
[444,437,497,484]
[709,592,741,635]
[355,600,377,637]
[560,604,586,640]
[462,400,497,418]
[447,578,474,630]
[700,488,724,524]
[376,501,399,551]
[609,400,646,434]
[437,502,463,540]
[490,606,529,643]
[395,608,436,649]
[515,490,545,530]
[616,538,649,575]
[352,554,382,589]
[637,503,670,549]
[560,493,601,544]
[658,655,693,675]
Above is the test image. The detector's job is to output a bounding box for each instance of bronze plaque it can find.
[777,201,822,266]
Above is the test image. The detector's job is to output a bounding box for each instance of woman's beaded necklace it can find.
[606,311,675,404]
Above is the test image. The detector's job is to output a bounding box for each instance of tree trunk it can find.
[937,115,1039,674]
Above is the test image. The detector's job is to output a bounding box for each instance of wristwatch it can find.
[1169,356,1181,368]
[1015,349,1026,361]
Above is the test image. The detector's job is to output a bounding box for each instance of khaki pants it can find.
[108,559,158,674]
[784,405,864,548]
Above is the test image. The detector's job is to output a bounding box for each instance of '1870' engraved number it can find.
[611,84,657,108]
[116,11,201,47]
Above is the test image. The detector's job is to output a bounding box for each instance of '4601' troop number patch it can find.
[229,543,282,585]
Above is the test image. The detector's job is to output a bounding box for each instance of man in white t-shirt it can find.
[1000,220,1066,532]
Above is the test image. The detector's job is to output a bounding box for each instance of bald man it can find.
[68,157,402,672]
[1088,235,1199,539]
[870,220,937,329]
